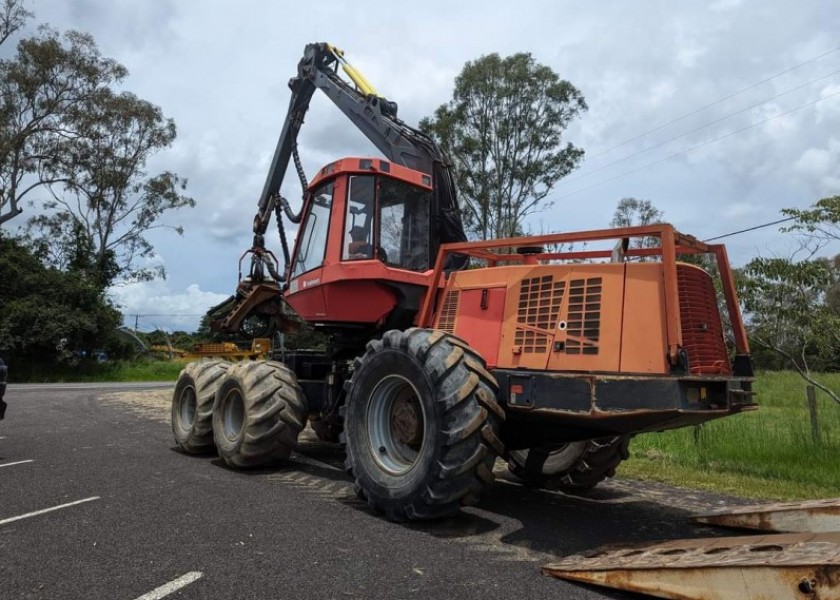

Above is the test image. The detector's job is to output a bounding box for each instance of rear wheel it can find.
[171,360,229,454]
[343,328,505,521]
[213,360,306,468]
[508,435,630,491]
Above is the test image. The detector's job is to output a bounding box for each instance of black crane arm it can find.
[252,42,465,251]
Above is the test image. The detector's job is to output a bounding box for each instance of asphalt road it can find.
[0,384,738,600]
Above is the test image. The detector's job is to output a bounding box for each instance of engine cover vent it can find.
[677,265,730,374]
[515,275,566,354]
[565,277,602,355]
[437,289,460,334]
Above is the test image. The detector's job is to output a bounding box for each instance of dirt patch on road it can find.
[99,389,172,423]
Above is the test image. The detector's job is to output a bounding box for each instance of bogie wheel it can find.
[508,435,630,491]
[171,360,230,454]
[212,360,307,468]
[343,328,505,521]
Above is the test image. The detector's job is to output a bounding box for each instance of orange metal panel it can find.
[446,264,626,372]
[620,263,669,374]
[545,265,625,373]
[453,287,506,368]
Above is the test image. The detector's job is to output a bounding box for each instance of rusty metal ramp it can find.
[543,532,840,599]
[692,498,840,533]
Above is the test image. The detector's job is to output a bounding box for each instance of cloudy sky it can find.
[7,0,840,331]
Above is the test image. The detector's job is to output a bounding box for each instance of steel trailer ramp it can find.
[692,498,840,533]
[543,532,840,599]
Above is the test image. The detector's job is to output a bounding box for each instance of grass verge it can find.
[10,359,185,383]
[621,370,840,500]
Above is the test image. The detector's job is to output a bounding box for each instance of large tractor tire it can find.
[171,360,230,454]
[212,360,306,468]
[507,435,630,492]
[343,328,505,521]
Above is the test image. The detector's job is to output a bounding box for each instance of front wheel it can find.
[343,328,505,521]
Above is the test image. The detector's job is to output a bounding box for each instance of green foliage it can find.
[781,195,840,246]
[0,235,124,369]
[739,256,840,374]
[624,371,840,500]
[26,80,194,286]
[0,11,193,286]
[420,52,586,240]
[9,357,184,383]
[0,25,127,225]
[610,197,664,259]
[610,197,663,229]
[0,0,30,47]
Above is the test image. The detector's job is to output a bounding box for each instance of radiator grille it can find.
[677,265,730,375]
[515,275,566,353]
[565,277,602,355]
[437,290,459,334]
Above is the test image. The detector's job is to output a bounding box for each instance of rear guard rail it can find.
[418,223,750,366]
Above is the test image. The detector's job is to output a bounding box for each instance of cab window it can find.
[292,181,333,277]
[342,176,375,260]
[379,177,430,271]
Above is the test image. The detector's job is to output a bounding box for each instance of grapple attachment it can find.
[206,248,303,337]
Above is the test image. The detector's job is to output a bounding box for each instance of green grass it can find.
[621,371,840,500]
[10,359,185,383]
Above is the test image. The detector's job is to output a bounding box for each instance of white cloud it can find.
[794,138,840,192]
[109,281,228,332]
[816,83,840,123]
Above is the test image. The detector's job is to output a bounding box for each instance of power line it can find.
[126,313,204,317]
[553,87,840,201]
[703,216,796,242]
[563,67,840,185]
[586,45,840,161]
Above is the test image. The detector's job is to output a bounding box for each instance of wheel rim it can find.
[222,389,245,441]
[366,375,426,475]
[177,386,197,430]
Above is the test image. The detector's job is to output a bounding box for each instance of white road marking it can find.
[0,460,34,469]
[132,572,204,600]
[0,496,100,526]
[0,436,7,439]
[290,452,342,472]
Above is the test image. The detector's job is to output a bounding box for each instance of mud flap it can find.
[543,532,840,600]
